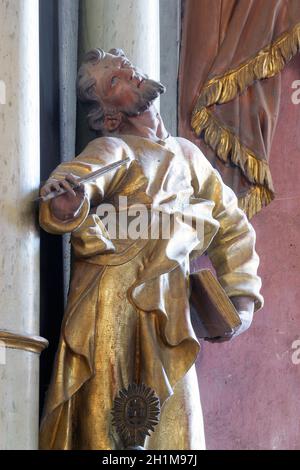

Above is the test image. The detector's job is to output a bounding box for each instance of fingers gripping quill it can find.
[38,158,130,202]
[41,174,87,222]
[39,174,85,201]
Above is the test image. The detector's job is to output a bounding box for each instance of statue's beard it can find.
[122,78,166,117]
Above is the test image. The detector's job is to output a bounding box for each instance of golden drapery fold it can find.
[39,135,263,449]
[179,0,300,218]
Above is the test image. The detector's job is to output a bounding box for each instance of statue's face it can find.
[89,53,165,116]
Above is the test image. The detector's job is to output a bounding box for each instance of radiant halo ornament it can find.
[111,383,161,450]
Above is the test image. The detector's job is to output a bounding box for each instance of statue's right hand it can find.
[40,174,86,221]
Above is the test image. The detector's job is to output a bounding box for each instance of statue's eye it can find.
[111,76,118,87]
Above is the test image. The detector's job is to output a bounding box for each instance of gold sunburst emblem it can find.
[111,383,160,450]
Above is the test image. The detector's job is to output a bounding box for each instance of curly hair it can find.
[76,48,126,132]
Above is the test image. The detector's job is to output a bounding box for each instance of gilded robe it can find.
[39,134,263,450]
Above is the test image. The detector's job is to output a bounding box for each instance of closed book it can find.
[189,269,241,339]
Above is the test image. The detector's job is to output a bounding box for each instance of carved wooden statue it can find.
[39,48,263,450]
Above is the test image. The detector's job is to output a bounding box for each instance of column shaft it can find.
[79,0,160,81]
[0,0,42,449]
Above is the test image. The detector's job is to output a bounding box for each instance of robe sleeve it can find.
[39,137,131,235]
[189,141,264,312]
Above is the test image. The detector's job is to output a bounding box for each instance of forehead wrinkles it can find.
[102,55,124,68]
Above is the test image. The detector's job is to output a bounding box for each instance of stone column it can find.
[79,0,160,81]
[0,0,48,450]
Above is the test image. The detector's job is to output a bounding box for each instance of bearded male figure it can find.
[39,48,263,450]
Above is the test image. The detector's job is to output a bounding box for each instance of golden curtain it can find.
[179,0,300,218]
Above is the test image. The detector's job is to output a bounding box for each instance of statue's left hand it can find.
[206,296,255,343]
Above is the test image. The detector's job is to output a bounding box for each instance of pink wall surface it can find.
[196,55,300,450]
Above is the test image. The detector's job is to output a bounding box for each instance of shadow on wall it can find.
[39,0,65,419]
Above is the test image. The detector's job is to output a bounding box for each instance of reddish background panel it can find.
[195,55,300,450]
